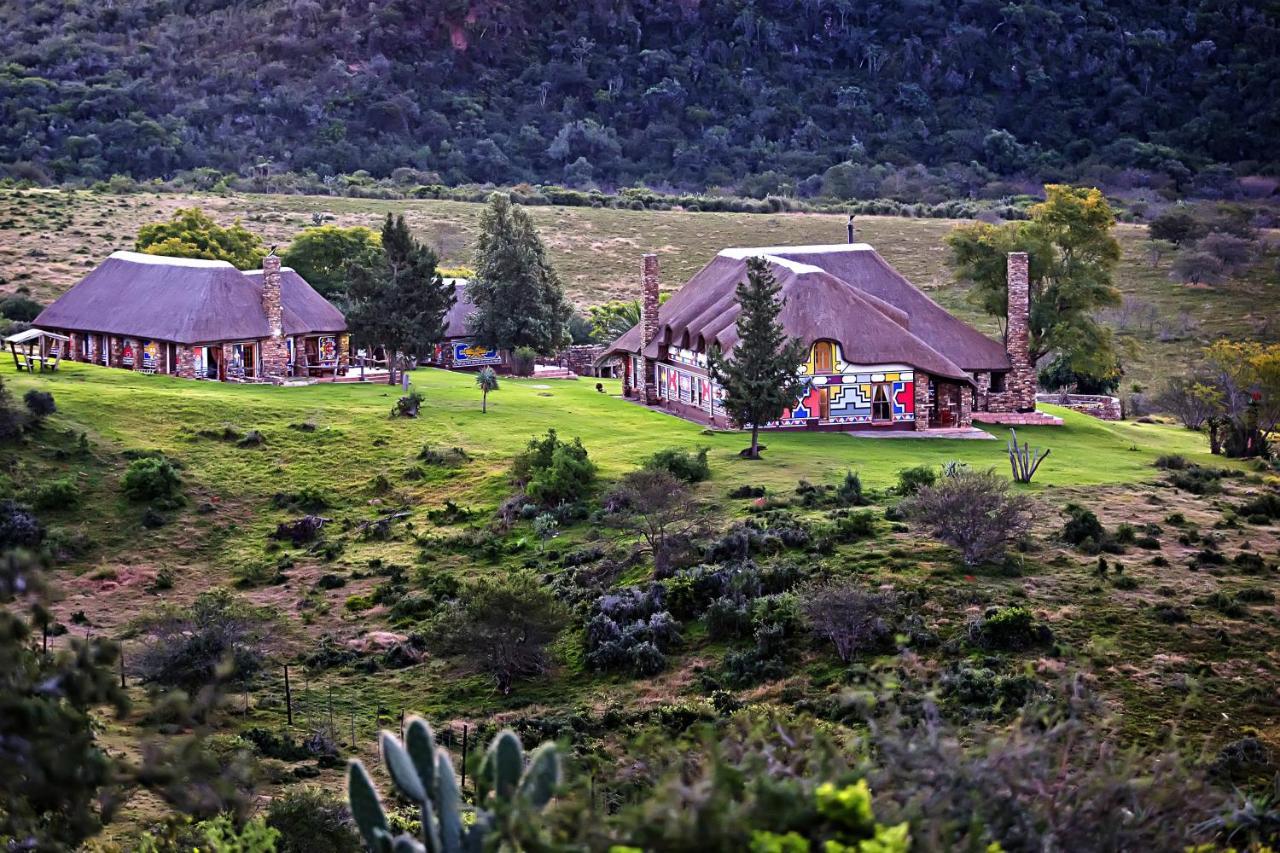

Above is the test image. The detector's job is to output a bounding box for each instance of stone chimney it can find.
[259,252,290,380]
[1005,252,1036,411]
[640,253,660,404]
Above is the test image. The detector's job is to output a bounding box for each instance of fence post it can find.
[460,724,469,792]
[284,665,293,727]
[350,709,356,751]
[119,645,125,689]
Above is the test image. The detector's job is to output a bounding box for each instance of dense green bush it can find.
[265,786,361,853]
[28,477,78,511]
[895,464,937,495]
[967,605,1053,651]
[1062,503,1105,547]
[514,429,596,507]
[512,346,537,376]
[22,389,55,421]
[644,446,710,483]
[121,456,182,502]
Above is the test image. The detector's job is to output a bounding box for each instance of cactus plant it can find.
[347,717,562,853]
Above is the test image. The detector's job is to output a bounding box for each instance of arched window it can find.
[811,340,835,374]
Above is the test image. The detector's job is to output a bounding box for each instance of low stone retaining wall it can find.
[972,410,1064,426]
[1035,392,1123,421]
[548,344,615,377]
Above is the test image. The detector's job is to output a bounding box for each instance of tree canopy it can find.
[346,213,455,388]
[467,193,571,355]
[947,185,1123,385]
[281,225,380,301]
[134,208,265,269]
[708,257,808,459]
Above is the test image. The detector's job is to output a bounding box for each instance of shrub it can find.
[29,477,78,511]
[514,429,596,507]
[1062,503,1105,547]
[132,589,275,691]
[1167,465,1225,495]
[903,470,1032,566]
[392,390,424,418]
[0,499,43,549]
[1154,454,1189,470]
[835,470,866,506]
[266,787,361,853]
[968,605,1052,650]
[22,389,55,420]
[644,446,711,483]
[800,579,897,662]
[272,487,329,512]
[512,345,537,376]
[121,456,182,502]
[895,464,936,495]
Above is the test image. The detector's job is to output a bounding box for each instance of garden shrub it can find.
[585,584,681,675]
[392,390,424,417]
[1062,503,1105,547]
[514,429,596,506]
[22,389,55,421]
[644,446,711,483]
[512,346,537,376]
[835,469,866,506]
[903,470,1031,566]
[121,456,182,502]
[895,464,937,495]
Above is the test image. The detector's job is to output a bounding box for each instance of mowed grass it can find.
[3,359,1224,559]
[0,188,1275,390]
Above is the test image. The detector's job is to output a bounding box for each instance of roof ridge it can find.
[109,250,237,269]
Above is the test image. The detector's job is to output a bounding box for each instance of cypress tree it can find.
[708,257,808,459]
[467,193,571,355]
[347,213,456,389]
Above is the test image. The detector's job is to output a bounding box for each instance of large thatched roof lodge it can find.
[603,241,1059,432]
[34,251,348,381]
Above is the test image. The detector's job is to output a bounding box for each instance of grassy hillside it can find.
[1,189,1276,392]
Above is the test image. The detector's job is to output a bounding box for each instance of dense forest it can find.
[2,0,1278,197]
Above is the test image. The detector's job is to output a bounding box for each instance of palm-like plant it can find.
[475,366,499,413]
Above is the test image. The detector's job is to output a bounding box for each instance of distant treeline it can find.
[1,1,1278,200]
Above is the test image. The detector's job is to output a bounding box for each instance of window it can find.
[812,340,835,373]
[872,384,891,422]
[990,372,1007,392]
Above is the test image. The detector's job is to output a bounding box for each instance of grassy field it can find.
[3,359,1278,844]
[0,188,1276,390]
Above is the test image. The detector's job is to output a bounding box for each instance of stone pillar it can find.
[640,253,660,405]
[959,383,973,428]
[339,334,351,368]
[108,336,122,368]
[259,254,290,380]
[974,371,990,412]
[914,372,931,431]
[132,339,144,371]
[175,345,196,379]
[1006,252,1037,412]
[221,343,233,381]
[156,341,168,375]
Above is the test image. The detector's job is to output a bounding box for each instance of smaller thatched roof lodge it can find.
[34,251,348,381]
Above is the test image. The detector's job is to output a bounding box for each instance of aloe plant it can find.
[347,717,561,853]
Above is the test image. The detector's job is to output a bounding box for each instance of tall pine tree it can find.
[708,257,808,459]
[346,213,456,389]
[467,193,571,355]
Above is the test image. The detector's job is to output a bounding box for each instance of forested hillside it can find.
[3,0,1278,195]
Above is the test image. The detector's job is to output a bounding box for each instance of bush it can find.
[512,346,537,376]
[1062,503,1105,547]
[903,469,1032,566]
[122,456,182,502]
[132,589,276,691]
[29,477,78,511]
[22,389,55,420]
[265,786,362,853]
[968,605,1052,650]
[1167,465,1225,495]
[0,499,43,550]
[896,464,937,495]
[392,391,424,418]
[800,579,897,662]
[644,446,711,483]
[835,470,866,506]
[514,429,596,507]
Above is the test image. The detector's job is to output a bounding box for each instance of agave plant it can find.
[347,717,561,853]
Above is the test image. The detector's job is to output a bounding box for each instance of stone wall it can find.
[914,372,931,431]
[640,253,660,404]
[1002,252,1038,412]
[259,255,290,380]
[1036,392,1123,421]
[175,345,197,378]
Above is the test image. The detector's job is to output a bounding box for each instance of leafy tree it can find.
[1038,353,1120,395]
[1170,250,1226,287]
[708,257,808,459]
[346,213,456,389]
[135,207,266,269]
[1,547,130,850]
[281,224,381,300]
[1204,339,1280,454]
[947,184,1122,385]
[1147,209,1206,246]
[475,366,499,413]
[467,193,571,355]
[589,299,641,342]
[0,293,42,321]
[440,572,568,693]
[1155,375,1224,430]
[604,468,703,576]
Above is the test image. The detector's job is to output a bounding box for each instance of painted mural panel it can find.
[775,340,915,426]
[451,340,502,367]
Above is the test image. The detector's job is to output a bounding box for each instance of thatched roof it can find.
[36,251,346,344]
[602,244,1010,381]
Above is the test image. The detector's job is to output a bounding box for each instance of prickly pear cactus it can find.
[347,717,562,853]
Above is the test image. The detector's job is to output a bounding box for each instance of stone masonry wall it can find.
[1003,252,1037,412]
[1036,392,1123,421]
[914,373,931,431]
[175,345,197,379]
[259,254,290,380]
[641,253,660,404]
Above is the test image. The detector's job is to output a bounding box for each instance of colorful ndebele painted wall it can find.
[655,340,916,428]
